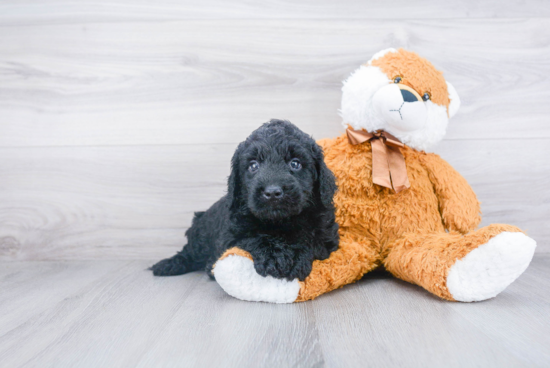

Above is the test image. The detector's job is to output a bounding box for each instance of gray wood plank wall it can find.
[1,1,548,260]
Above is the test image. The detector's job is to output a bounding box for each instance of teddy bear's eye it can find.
[422,92,431,101]
[393,76,402,84]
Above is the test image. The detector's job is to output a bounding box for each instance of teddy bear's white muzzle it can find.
[373,84,427,133]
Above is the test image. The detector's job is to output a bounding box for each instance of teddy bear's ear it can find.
[447,81,461,118]
[367,48,397,65]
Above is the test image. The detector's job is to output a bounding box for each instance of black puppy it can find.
[151,119,338,281]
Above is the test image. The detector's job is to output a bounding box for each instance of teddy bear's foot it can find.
[446,232,536,302]
[214,251,300,303]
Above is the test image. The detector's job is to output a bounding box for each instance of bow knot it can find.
[346,127,410,193]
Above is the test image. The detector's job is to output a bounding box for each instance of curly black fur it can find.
[151,119,339,281]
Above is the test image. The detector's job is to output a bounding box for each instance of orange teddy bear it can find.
[213,48,536,303]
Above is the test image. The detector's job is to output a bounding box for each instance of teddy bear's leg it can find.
[213,247,302,303]
[383,224,536,302]
[214,234,379,303]
[295,234,379,301]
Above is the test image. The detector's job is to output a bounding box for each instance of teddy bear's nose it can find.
[400,89,419,103]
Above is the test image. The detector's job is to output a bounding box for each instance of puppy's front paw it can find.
[254,250,313,281]
[287,259,313,281]
[254,253,293,280]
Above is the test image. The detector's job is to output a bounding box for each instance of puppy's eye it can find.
[422,92,431,101]
[248,160,259,172]
[393,76,402,84]
[289,159,302,171]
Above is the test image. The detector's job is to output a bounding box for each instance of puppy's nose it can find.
[400,88,419,102]
[262,186,284,200]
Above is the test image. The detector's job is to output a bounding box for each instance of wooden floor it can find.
[1,255,549,368]
[1,1,549,367]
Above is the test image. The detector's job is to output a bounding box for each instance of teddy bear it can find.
[213,48,537,303]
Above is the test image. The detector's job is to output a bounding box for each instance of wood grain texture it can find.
[1,18,550,147]
[0,138,547,260]
[2,0,550,24]
[0,1,548,260]
[0,255,548,367]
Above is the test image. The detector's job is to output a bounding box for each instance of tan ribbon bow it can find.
[346,127,411,193]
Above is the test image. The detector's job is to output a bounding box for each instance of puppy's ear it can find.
[313,144,337,208]
[227,142,244,210]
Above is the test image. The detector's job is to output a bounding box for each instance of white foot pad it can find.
[447,232,536,302]
[214,255,300,303]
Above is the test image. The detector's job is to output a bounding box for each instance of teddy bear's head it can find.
[340,48,460,151]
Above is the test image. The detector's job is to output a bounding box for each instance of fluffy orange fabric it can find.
[293,135,523,302]
[383,224,522,300]
[371,49,450,112]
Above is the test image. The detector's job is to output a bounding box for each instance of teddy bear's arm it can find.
[316,137,338,152]
[420,153,481,234]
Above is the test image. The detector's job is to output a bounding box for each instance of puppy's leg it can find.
[150,245,205,276]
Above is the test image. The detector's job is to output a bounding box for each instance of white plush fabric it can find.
[340,65,391,133]
[392,100,449,151]
[214,255,300,303]
[446,81,461,118]
[372,84,428,132]
[447,232,537,302]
